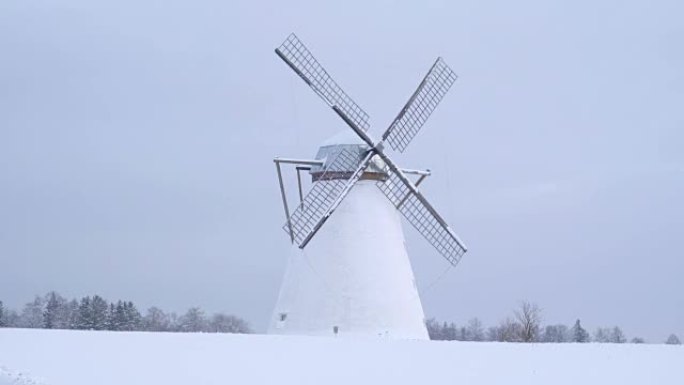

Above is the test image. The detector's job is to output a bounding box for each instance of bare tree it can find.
[495,317,522,342]
[610,326,626,343]
[486,326,498,342]
[665,334,681,345]
[19,296,45,328]
[466,318,485,341]
[4,310,19,327]
[541,324,569,343]
[514,301,542,342]
[594,327,612,343]
[177,307,207,332]
[209,313,251,333]
[143,307,170,331]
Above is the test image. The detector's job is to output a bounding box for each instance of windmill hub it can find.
[270,34,468,339]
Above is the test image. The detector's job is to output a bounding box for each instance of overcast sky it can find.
[1,0,682,341]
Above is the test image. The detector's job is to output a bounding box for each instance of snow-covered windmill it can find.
[269,34,467,339]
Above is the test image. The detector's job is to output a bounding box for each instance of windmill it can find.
[269,34,467,339]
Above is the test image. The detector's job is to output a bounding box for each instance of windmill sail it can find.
[275,33,467,265]
[284,149,373,246]
[381,57,457,153]
[275,34,370,132]
[377,166,467,266]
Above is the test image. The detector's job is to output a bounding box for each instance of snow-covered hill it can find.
[1,328,682,385]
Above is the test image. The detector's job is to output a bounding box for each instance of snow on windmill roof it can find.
[312,131,386,180]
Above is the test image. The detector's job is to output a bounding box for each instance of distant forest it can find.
[0,292,251,334]
[1,295,681,345]
[426,301,681,345]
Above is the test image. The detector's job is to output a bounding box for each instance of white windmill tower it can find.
[269,34,467,340]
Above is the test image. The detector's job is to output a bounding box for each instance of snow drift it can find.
[0,328,682,385]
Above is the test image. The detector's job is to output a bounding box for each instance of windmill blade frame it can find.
[376,165,467,266]
[381,57,458,153]
[274,32,468,265]
[275,33,370,131]
[283,148,374,247]
[332,105,468,266]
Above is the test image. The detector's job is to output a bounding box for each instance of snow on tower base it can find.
[269,181,429,340]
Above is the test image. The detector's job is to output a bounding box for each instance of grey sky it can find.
[1,0,682,341]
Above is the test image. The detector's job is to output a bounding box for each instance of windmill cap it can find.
[311,131,387,181]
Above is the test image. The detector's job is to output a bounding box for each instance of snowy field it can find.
[1,328,682,385]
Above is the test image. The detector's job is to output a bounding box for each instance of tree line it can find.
[426,301,681,345]
[2,295,681,344]
[0,292,251,334]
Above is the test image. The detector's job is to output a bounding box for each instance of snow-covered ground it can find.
[1,328,682,385]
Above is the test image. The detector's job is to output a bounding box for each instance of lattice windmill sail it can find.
[270,33,468,339]
[275,33,466,265]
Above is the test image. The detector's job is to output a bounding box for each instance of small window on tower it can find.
[279,313,287,322]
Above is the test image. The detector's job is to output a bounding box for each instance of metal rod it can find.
[295,167,304,207]
[275,161,294,242]
[396,173,429,209]
[400,168,431,176]
[274,157,323,166]
[415,173,428,186]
